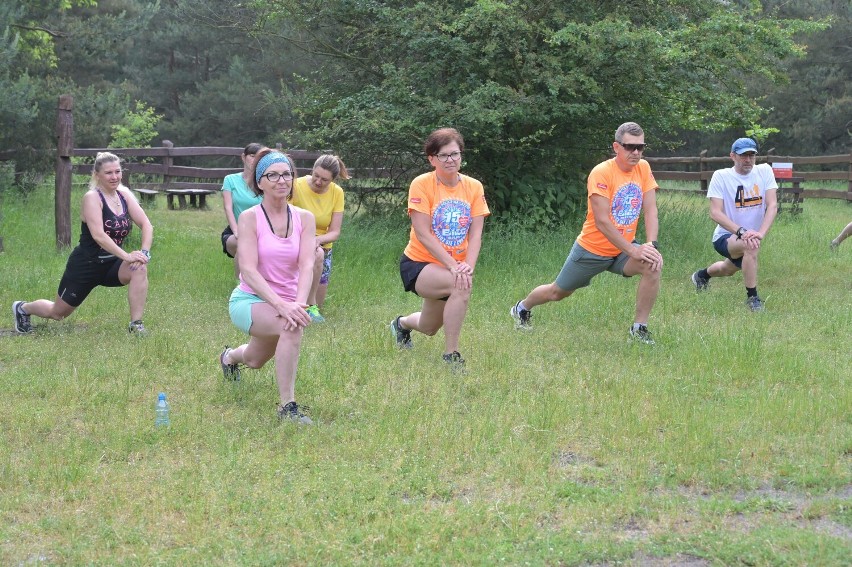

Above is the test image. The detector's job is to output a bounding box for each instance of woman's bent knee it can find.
[419,325,441,336]
[242,356,267,370]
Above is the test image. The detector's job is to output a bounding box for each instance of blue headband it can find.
[255,152,292,184]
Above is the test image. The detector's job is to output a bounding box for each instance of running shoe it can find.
[390,316,413,349]
[12,301,32,333]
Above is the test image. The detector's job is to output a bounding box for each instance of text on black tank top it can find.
[78,190,133,256]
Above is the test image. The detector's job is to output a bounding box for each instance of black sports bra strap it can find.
[260,204,275,234]
[259,204,291,236]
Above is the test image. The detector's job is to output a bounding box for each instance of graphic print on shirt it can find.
[735,184,763,208]
[610,182,643,236]
[105,216,132,246]
[432,198,472,251]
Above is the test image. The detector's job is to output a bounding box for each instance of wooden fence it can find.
[71,141,328,210]
[7,95,852,248]
[646,151,852,200]
[50,95,418,247]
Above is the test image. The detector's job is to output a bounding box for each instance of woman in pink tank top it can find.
[220,148,318,424]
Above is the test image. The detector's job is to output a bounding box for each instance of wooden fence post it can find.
[55,94,74,249]
[699,150,708,193]
[162,140,178,209]
[848,152,852,203]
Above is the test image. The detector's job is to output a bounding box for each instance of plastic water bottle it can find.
[155,392,170,427]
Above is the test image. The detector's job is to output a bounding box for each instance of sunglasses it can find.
[618,142,646,153]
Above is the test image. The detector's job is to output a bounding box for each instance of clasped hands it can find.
[126,250,150,271]
[275,301,312,331]
[740,230,763,250]
[634,243,664,272]
[449,261,473,290]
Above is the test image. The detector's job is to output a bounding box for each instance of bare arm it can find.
[81,191,145,264]
[223,191,239,236]
[642,189,659,242]
[295,210,317,304]
[122,189,153,251]
[316,211,343,247]
[755,189,777,238]
[590,194,662,268]
[411,211,458,271]
[709,197,740,234]
[590,195,636,256]
[450,215,486,290]
[236,210,285,310]
[237,209,312,329]
[462,216,485,271]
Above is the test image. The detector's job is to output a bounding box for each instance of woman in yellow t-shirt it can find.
[390,128,490,368]
[291,154,349,322]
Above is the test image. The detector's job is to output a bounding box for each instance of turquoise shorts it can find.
[229,287,265,334]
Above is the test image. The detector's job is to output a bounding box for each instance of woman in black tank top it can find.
[12,152,154,335]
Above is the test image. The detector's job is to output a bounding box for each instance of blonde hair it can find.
[88,152,123,190]
[313,154,350,181]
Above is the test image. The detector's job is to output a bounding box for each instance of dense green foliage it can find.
[0,184,850,564]
[763,0,852,154]
[109,101,162,149]
[0,1,847,220]
[274,0,823,221]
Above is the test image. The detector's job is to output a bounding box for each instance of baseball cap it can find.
[731,138,758,154]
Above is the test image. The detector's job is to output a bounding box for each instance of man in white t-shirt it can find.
[691,137,778,311]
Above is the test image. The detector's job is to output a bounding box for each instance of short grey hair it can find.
[615,122,644,142]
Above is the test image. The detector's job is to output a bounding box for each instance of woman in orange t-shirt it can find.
[389,128,490,368]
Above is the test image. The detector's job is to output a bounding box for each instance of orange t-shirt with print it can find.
[576,158,658,257]
[403,172,490,264]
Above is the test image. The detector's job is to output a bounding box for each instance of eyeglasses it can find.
[618,142,646,153]
[434,151,462,162]
[261,171,293,183]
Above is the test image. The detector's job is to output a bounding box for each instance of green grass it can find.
[1,186,850,565]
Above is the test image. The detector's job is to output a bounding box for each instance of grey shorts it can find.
[554,241,633,291]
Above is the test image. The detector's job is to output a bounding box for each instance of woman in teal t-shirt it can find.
[221,143,264,276]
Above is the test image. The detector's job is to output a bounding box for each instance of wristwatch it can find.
[141,249,151,259]
[735,227,746,239]
[646,240,659,250]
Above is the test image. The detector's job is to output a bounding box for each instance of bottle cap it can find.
[158,392,166,401]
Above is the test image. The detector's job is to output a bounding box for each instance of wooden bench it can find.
[132,187,160,205]
[73,146,332,211]
[165,188,216,210]
[775,176,804,215]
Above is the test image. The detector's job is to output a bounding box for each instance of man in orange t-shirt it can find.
[509,122,663,344]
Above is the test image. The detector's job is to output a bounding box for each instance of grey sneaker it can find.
[442,351,466,370]
[691,270,710,292]
[128,320,147,335]
[12,301,32,333]
[746,296,764,312]
[629,325,655,345]
[510,301,533,330]
[277,401,313,425]
[220,346,240,381]
[390,316,413,349]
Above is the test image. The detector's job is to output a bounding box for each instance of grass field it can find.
[0,183,850,565]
